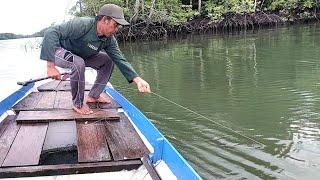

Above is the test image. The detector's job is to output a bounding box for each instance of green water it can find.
[111,24,320,179]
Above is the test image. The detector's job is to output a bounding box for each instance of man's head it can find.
[98,4,129,26]
[96,4,129,36]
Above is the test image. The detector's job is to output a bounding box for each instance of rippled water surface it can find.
[2,24,320,179]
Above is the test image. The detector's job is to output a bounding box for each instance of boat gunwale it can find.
[0,83,34,118]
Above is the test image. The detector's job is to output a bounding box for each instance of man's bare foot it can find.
[87,95,111,104]
[72,104,93,115]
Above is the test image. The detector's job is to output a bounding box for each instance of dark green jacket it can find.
[40,17,138,82]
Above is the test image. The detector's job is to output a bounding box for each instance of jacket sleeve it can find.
[40,18,89,61]
[104,36,139,83]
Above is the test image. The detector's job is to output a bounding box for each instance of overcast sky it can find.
[0,0,76,35]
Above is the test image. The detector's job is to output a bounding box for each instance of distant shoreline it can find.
[2,12,320,41]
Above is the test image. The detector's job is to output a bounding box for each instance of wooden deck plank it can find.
[35,91,56,109]
[57,81,93,91]
[0,116,21,166]
[37,80,92,92]
[53,91,73,109]
[13,91,120,111]
[54,91,100,109]
[37,80,61,92]
[104,113,149,161]
[0,115,15,137]
[16,109,120,124]
[12,92,43,111]
[0,160,141,178]
[76,122,111,162]
[2,124,48,167]
[53,91,121,109]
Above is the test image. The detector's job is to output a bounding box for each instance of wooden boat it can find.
[0,80,201,179]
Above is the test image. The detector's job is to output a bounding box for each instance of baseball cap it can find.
[98,4,130,25]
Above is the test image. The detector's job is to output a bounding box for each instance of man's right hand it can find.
[47,61,61,80]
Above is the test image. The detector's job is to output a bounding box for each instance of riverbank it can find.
[116,11,320,42]
[1,10,319,42]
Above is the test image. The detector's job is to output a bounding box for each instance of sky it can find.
[0,0,76,35]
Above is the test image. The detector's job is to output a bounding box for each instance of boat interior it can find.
[0,80,163,179]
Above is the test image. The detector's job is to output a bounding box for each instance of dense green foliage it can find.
[71,0,196,25]
[71,0,320,24]
[2,0,319,40]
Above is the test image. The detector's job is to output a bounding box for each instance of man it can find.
[40,4,151,115]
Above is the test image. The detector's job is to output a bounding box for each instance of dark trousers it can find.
[54,47,114,108]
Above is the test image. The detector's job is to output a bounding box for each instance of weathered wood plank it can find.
[53,91,102,109]
[12,92,43,111]
[0,116,21,166]
[37,80,61,92]
[76,122,111,162]
[49,91,120,110]
[37,80,92,92]
[35,91,56,109]
[104,113,149,161]
[16,109,120,124]
[0,160,141,178]
[2,123,48,167]
[53,91,73,109]
[57,81,92,91]
[0,115,15,137]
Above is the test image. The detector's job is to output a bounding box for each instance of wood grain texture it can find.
[104,113,149,161]
[76,122,111,162]
[16,109,120,123]
[13,90,120,112]
[35,92,56,109]
[56,81,92,91]
[37,80,61,92]
[0,160,141,178]
[0,116,21,166]
[2,124,48,167]
[0,115,15,138]
[12,92,44,111]
[53,91,73,109]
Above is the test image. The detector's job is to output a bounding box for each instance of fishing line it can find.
[113,84,266,147]
[60,79,265,146]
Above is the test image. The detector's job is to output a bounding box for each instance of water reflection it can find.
[115,24,320,179]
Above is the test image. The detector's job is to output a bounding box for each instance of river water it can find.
[1,24,320,179]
